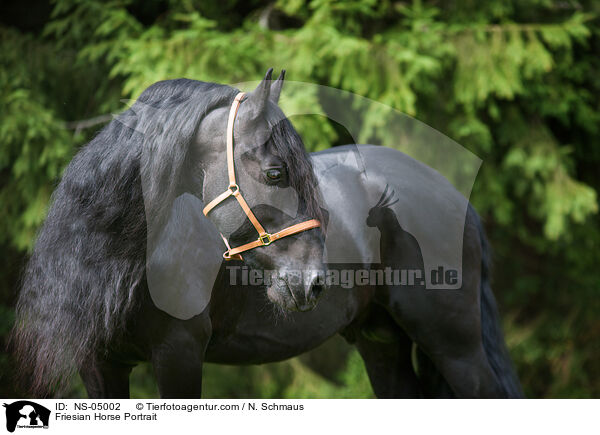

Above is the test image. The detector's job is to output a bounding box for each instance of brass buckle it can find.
[259,233,272,246]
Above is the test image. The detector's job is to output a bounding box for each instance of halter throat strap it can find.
[202,92,321,260]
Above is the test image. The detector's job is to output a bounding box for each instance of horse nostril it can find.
[309,280,325,301]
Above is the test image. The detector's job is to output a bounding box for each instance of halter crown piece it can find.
[202,92,321,260]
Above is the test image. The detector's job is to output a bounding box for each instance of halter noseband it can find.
[202,92,321,260]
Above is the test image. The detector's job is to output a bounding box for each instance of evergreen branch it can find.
[64,114,112,130]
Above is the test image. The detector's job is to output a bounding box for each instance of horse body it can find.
[12,77,522,398]
[84,145,518,398]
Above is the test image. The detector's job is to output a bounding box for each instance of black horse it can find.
[11,72,523,398]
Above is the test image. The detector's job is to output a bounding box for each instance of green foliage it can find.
[1,0,599,398]
[0,26,122,250]
[0,28,74,249]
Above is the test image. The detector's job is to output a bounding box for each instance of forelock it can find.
[268,117,323,222]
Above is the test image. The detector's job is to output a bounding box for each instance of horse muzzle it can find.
[267,269,328,312]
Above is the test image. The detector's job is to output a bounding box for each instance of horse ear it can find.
[245,68,273,120]
[269,69,286,104]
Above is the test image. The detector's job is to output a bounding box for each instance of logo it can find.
[3,401,50,433]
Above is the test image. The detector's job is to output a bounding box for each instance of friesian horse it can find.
[11,71,522,398]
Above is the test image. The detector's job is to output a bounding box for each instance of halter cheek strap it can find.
[203,92,321,260]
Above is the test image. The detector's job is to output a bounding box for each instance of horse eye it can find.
[265,168,282,181]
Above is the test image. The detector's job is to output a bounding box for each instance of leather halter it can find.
[203,92,321,260]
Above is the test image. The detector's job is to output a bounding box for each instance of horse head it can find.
[139,70,327,312]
